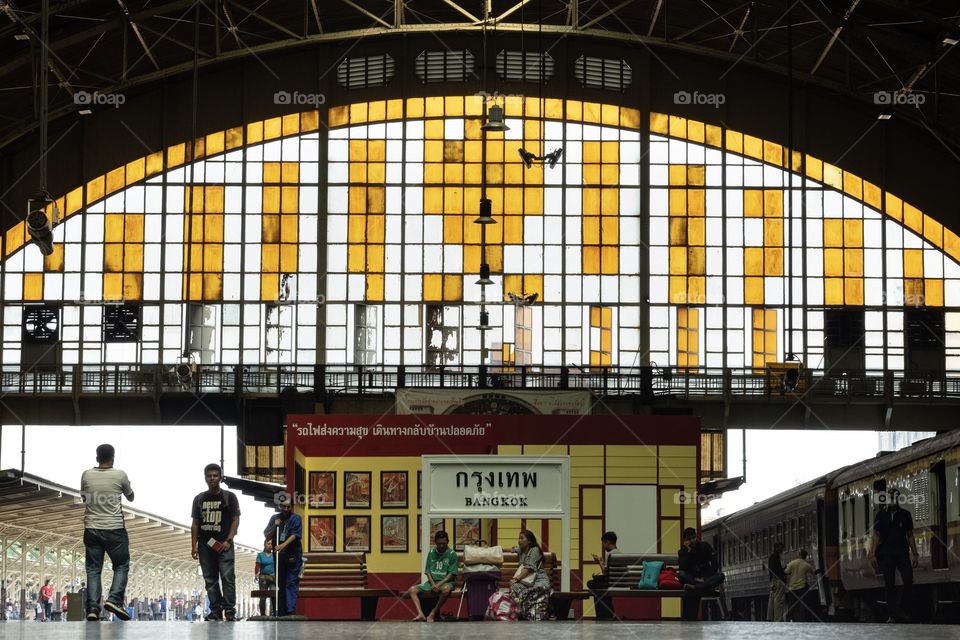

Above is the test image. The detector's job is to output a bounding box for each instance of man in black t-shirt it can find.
[191,463,241,621]
[678,528,725,621]
[870,487,918,623]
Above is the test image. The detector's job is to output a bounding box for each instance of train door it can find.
[930,461,949,570]
[816,499,831,612]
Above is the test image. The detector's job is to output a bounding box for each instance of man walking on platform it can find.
[191,463,241,621]
[871,487,918,623]
[80,444,134,621]
[264,493,303,616]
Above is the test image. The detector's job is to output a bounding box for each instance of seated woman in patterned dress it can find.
[510,530,552,621]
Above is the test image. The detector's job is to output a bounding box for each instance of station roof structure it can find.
[0,468,259,563]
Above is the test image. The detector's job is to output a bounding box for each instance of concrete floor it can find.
[0,621,958,639]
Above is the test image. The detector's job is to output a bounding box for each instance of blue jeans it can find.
[198,542,236,616]
[84,528,130,613]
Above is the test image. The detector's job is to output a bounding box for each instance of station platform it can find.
[0,621,956,639]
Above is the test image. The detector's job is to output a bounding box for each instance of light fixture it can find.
[518,148,536,169]
[173,354,197,388]
[78,108,92,116]
[943,36,959,47]
[877,113,892,120]
[26,192,58,256]
[481,103,509,132]
[476,263,494,285]
[542,148,563,169]
[474,197,496,225]
[14,34,29,41]
[518,147,564,169]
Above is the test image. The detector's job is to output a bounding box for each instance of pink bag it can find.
[485,592,518,621]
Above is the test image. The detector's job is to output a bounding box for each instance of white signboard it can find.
[426,458,565,516]
[421,455,570,590]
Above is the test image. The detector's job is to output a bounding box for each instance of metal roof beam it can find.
[810,0,861,76]
[224,0,303,41]
[116,0,161,72]
[339,0,392,29]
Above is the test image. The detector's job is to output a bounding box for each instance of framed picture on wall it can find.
[308,516,335,552]
[454,518,481,550]
[417,470,421,508]
[308,471,335,508]
[381,515,408,552]
[380,471,408,508]
[343,471,371,508]
[343,515,371,552]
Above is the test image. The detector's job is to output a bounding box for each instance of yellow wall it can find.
[297,443,698,576]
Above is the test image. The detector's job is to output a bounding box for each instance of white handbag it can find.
[464,544,504,566]
[513,565,536,587]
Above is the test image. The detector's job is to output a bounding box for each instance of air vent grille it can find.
[495,50,554,83]
[574,55,633,91]
[337,54,396,89]
[415,50,475,83]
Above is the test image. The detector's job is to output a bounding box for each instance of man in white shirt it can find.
[80,444,134,621]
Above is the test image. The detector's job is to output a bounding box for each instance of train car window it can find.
[948,465,959,523]
[799,516,806,549]
[776,522,783,545]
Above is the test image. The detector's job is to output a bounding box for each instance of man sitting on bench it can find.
[404,530,458,622]
[678,527,725,621]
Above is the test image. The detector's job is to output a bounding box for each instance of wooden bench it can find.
[251,552,397,620]
[419,551,588,620]
[599,553,726,618]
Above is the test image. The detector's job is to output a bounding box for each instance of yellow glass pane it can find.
[443,274,463,302]
[246,121,265,145]
[669,218,687,245]
[904,278,924,306]
[104,214,125,243]
[688,276,705,303]
[925,278,944,306]
[823,219,843,247]
[744,248,763,276]
[923,215,943,247]
[764,248,783,276]
[280,113,299,137]
[365,244,384,272]
[687,120,705,144]
[687,247,705,275]
[145,151,164,177]
[262,214,280,243]
[601,246,619,274]
[668,165,687,186]
[903,249,923,278]
[582,246,601,274]
[843,171,862,199]
[669,115,686,138]
[122,273,142,300]
[844,278,863,305]
[824,248,843,277]
[444,215,463,243]
[504,216,523,244]
[126,158,145,184]
[583,217,601,245]
[687,218,705,245]
[601,103,619,126]
[387,99,404,119]
[185,273,203,301]
[669,276,687,303]
[687,165,705,186]
[328,105,348,127]
[743,135,763,160]
[764,190,783,217]
[743,190,763,217]
[524,188,543,215]
[863,181,882,209]
[822,163,843,190]
[368,100,386,122]
[601,218,619,245]
[347,245,365,273]
[669,247,687,275]
[103,245,124,272]
[366,215,385,243]
[43,244,64,272]
[463,246,481,272]
[744,277,764,304]
[102,273,122,301]
[123,245,143,272]
[203,244,222,270]
[806,155,823,181]
[280,215,298,243]
[904,204,923,235]
[885,193,903,221]
[687,189,704,216]
[262,116,282,141]
[366,187,385,214]
[669,190,687,215]
[280,244,298,272]
[366,274,384,301]
[423,274,443,301]
[945,230,960,262]
[583,102,601,123]
[844,249,863,276]
[406,97,424,118]
[425,120,445,139]
[843,219,863,247]
[65,187,83,216]
[261,273,279,301]
[763,141,782,166]
[621,107,641,129]
[725,130,743,154]
[764,219,783,246]
[443,140,464,163]
[824,278,844,305]
[650,112,668,134]
[347,214,365,242]
[301,111,320,132]
[105,167,125,195]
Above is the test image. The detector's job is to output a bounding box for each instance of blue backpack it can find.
[638,560,664,589]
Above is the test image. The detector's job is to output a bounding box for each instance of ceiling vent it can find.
[495,50,554,83]
[574,55,632,92]
[104,304,142,342]
[415,50,475,83]
[337,54,396,90]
